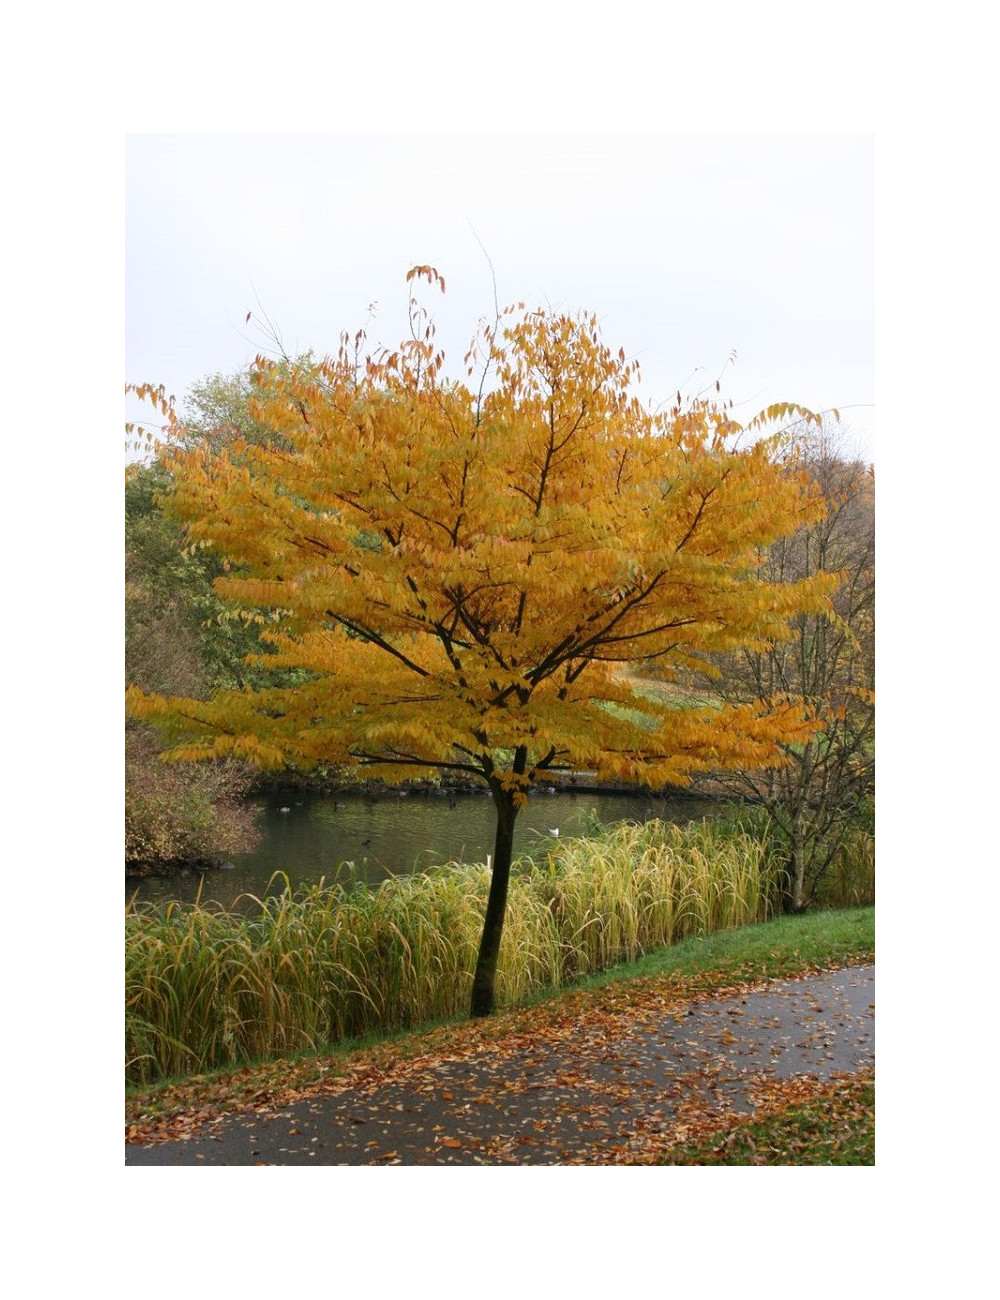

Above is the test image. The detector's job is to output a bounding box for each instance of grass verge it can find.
[628,1069,875,1165]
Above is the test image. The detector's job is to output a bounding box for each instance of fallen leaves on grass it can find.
[622,1069,875,1165]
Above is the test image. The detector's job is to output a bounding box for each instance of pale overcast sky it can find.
[126,133,875,460]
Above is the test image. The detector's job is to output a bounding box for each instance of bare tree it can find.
[706,428,875,910]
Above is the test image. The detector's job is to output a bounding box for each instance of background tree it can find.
[702,429,874,910]
[178,357,315,455]
[127,459,310,693]
[129,268,836,1015]
[125,462,261,871]
[124,366,298,871]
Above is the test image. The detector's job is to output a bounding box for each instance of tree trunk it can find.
[470,778,520,1018]
[790,821,807,913]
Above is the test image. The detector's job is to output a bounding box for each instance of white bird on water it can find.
[548,828,559,837]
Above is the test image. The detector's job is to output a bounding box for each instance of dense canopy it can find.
[131,276,831,795]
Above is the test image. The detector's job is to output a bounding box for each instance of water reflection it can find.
[127,788,719,911]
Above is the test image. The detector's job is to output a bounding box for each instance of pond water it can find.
[126,787,721,911]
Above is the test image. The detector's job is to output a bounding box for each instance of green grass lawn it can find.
[546,903,874,996]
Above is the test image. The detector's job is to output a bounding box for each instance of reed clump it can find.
[812,828,876,909]
[126,818,779,1084]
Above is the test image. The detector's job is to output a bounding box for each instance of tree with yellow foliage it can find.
[129,268,835,1016]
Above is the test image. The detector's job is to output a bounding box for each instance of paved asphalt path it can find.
[126,964,874,1166]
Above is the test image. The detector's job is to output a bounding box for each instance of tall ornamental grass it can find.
[126,818,779,1084]
[812,827,876,909]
